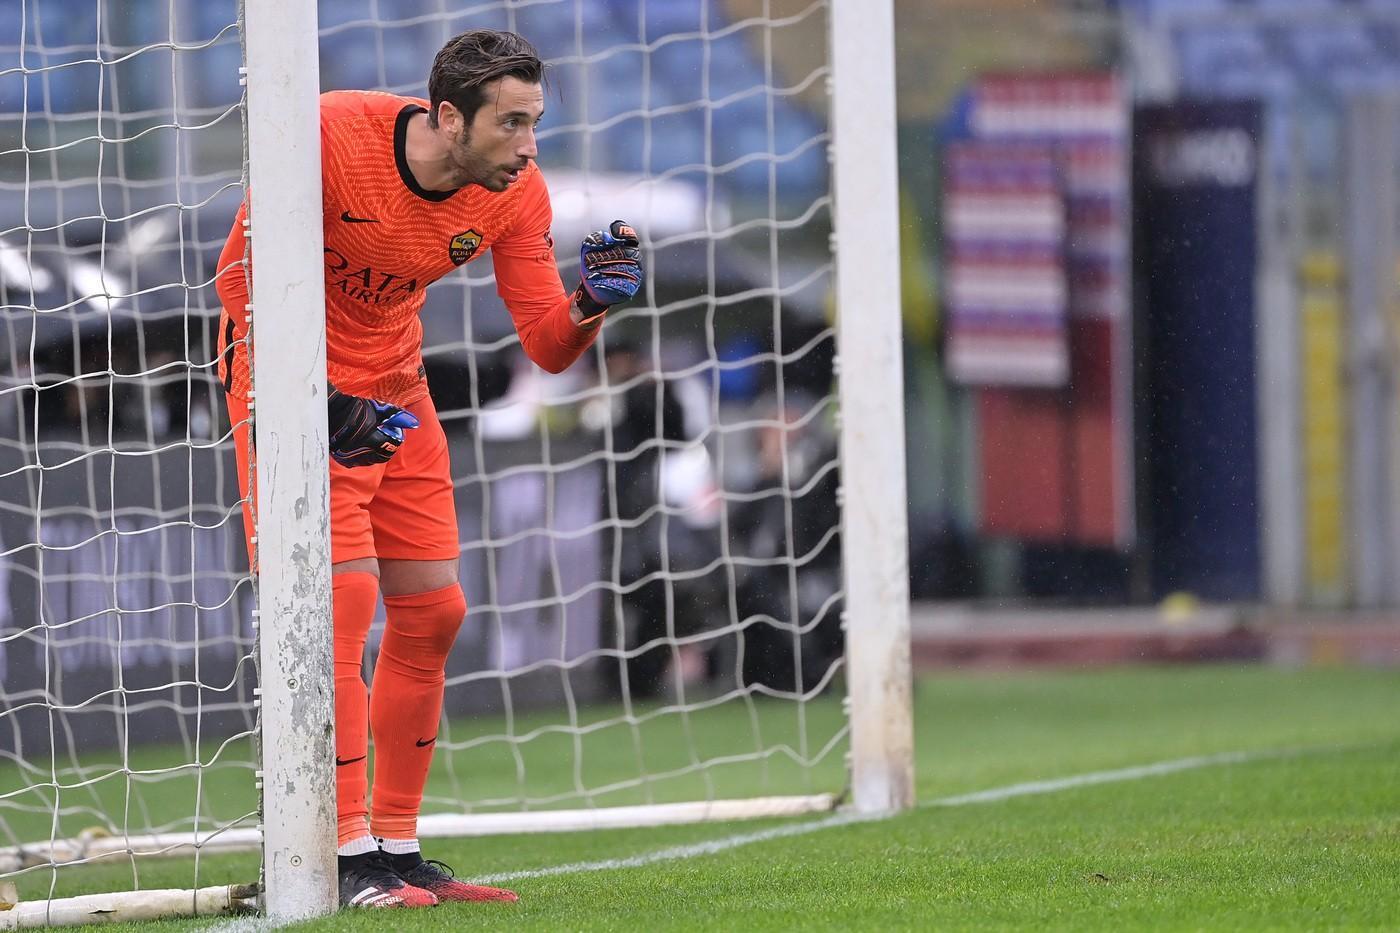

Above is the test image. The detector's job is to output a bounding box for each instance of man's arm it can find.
[491,172,643,373]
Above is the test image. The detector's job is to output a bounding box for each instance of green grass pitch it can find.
[3,665,1398,930]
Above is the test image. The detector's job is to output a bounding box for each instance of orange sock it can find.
[332,571,379,847]
[368,583,466,841]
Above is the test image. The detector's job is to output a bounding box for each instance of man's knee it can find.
[381,583,467,666]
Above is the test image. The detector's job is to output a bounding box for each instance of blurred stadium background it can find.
[897,0,1400,619]
[6,0,1399,662]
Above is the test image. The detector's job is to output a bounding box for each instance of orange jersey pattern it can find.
[216,90,596,405]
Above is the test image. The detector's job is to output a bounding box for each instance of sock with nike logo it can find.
[368,583,466,840]
[332,571,380,846]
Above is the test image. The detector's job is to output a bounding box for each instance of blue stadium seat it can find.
[649,38,706,106]
[639,2,706,38]
[379,20,445,91]
[1170,5,1400,97]
[1121,0,1237,22]
[712,96,770,158]
[1174,25,1272,90]
[318,0,375,31]
[0,4,21,41]
[588,50,647,120]
[513,3,612,59]
[1367,21,1400,62]
[1207,65,1296,101]
[645,114,707,176]
[1326,62,1400,90]
[0,53,21,115]
[1286,22,1381,76]
[707,31,766,99]
[189,0,239,43]
[320,29,382,92]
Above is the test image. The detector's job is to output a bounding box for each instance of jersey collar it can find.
[394,104,459,203]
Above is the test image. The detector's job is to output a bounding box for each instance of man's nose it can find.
[518,127,538,160]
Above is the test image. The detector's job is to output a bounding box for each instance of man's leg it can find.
[360,396,462,846]
[367,557,463,844]
[369,558,514,902]
[363,397,517,902]
[330,558,381,855]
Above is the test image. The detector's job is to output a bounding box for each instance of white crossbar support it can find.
[827,0,915,812]
[415,794,840,836]
[0,830,265,872]
[242,0,337,921]
[0,795,837,872]
[0,885,258,930]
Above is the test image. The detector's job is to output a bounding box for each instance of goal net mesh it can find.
[0,0,254,900]
[0,0,845,899]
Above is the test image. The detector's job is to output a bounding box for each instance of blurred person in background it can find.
[730,394,843,695]
[595,336,719,699]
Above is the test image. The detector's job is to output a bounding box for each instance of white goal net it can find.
[0,0,257,915]
[351,0,847,822]
[0,0,908,922]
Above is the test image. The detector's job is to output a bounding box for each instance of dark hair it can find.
[427,30,545,129]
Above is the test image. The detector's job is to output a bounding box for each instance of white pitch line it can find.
[925,747,1295,807]
[474,747,1293,884]
[474,809,874,884]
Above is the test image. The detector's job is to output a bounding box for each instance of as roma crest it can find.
[448,229,482,265]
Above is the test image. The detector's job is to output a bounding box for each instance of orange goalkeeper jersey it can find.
[216,90,595,406]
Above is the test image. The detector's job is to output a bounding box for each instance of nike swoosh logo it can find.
[340,210,379,224]
[415,736,436,748]
[336,755,367,766]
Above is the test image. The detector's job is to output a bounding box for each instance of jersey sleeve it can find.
[490,170,600,374]
[214,200,249,315]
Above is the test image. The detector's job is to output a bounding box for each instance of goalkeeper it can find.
[214,30,642,909]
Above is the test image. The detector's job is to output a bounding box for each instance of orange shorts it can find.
[227,391,459,566]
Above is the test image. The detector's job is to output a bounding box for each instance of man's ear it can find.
[436,100,462,134]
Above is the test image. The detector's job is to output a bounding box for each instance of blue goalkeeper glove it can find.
[575,220,644,319]
[327,387,419,468]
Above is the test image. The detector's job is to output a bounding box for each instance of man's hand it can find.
[574,220,644,323]
[327,388,419,467]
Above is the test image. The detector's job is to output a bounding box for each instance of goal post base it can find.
[0,885,258,930]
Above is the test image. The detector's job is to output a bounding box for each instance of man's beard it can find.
[450,132,504,191]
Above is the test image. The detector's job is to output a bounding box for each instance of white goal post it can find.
[827,0,913,815]
[0,0,910,923]
[240,0,337,921]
